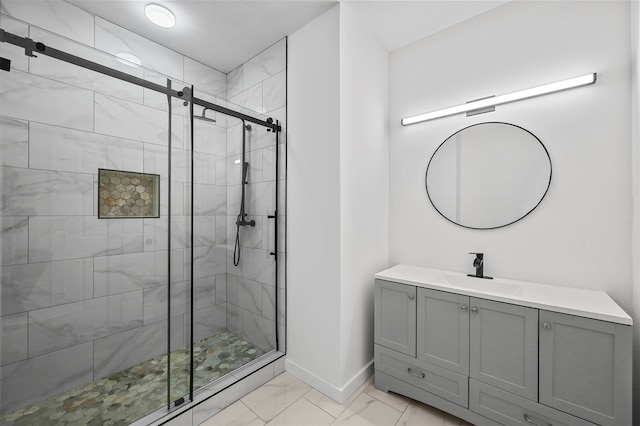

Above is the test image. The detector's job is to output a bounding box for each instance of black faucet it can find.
[468,253,493,279]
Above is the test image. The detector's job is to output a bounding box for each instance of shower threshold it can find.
[0,330,265,426]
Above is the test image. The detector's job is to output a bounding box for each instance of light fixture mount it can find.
[401,73,597,126]
[145,3,176,28]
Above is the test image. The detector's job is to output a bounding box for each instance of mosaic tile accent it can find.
[98,169,159,218]
[0,330,265,426]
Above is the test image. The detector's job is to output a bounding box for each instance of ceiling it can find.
[68,0,508,74]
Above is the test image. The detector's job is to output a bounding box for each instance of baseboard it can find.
[285,358,374,404]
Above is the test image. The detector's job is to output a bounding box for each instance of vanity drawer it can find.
[375,344,468,407]
[469,379,597,426]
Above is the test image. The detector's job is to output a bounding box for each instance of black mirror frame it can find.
[425,122,552,230]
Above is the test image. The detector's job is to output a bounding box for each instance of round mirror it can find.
[425,122,551,229]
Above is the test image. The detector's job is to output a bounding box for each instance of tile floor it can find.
[0,330,264,426]
[200,372,473,426]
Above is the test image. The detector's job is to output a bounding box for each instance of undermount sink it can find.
[442,274,523,295]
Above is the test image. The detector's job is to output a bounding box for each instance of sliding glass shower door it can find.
[0,18,283,424]
[185,101,279,398]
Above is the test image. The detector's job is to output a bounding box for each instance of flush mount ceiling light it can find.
[115,52,142,68]
[145,3,175,28]
[401,73,597,126]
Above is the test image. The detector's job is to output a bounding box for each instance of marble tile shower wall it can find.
[224,39,287,355]
[0,1,229,414]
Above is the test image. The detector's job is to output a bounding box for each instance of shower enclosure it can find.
[0,7,285,425]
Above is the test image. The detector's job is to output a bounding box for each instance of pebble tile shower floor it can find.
[0,330,265,426]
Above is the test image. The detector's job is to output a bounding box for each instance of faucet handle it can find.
[469,252,483,256]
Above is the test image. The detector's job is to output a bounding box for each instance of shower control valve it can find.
[236,216,256,227]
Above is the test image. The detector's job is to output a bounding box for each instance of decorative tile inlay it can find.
[0,330,265,426]
[98,169,159,218]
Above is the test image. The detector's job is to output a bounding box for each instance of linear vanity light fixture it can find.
[401,73,597,126]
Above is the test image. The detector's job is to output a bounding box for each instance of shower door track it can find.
[0,29,282,132]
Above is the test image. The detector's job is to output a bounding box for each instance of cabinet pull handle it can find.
[408,294,415,300]
[461,305,468,312]
[407,368,425,379]
[471,307,478,314]
[523,414,551,426]
[542,322,552,330]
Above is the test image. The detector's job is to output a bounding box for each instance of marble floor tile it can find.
[396,400,452,426]
[265,397,334,426]
[303,376,373,418]
[240,372,311,422]
[196,372,472,426]
[332,393,403,426]
[200,401,264,426]
[364,382,410,413]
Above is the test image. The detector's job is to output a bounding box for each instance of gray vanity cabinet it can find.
[538,311,633,426]
[469,298,538,401]
[374,265,632,426]
[416,288,469,375]
[374,280,416,356]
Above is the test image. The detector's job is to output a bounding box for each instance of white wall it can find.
[286,4,343,392]
[389,1,633,314]
[631,0,640,421]
[338,2,389,389]
[287,3,390,401]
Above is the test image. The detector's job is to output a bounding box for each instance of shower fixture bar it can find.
[0,29,281,132]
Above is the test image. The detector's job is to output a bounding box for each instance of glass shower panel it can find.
[1,15,284,425]
[190,107,278,394]
[166,84,193,406]
[0,29,177,424]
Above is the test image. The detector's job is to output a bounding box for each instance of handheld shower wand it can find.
[233,122,255,266]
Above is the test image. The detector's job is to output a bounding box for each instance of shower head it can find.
[194,108,216,123]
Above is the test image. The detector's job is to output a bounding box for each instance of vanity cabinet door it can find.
[374,279,416,357]
[417,288,469,375]
[469,298,538,401]
[539,311,632,426]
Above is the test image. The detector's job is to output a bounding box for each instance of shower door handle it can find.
[269,210,277,259]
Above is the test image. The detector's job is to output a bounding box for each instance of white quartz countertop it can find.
[375,264,632,326]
